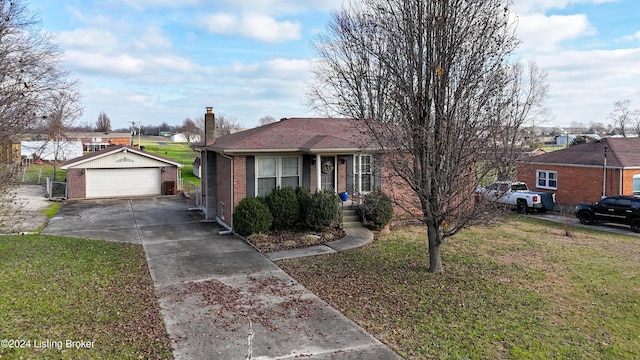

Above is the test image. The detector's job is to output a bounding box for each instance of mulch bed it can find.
[245,227,345,253]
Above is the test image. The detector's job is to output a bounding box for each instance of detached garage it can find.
[61,145,182,199]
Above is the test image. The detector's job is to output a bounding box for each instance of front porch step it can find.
[342,204,363,229]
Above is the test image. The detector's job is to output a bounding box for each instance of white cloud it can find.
[64,51,145,75]
[537,47,640,125]
[211,0,344,16]
[618,30,640,43]
[202,12,301,42]
[132,26,173,50]
[514,0,619,13]
[515,13,595,52]
[151,56,198,72]
[56,28,119,51]
[108,0,201,10]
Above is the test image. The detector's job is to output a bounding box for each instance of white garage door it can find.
[86,168,161,198]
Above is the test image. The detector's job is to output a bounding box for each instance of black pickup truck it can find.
[575,196,640,233]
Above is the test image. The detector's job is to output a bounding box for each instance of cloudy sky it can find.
[28,0,640,130]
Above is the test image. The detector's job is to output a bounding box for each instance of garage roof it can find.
[60,145,182,169]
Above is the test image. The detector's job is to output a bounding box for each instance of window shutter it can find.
[246,156,255,198]
[373,153,382,190]
[346,155,354,194]
[302,155,312,190]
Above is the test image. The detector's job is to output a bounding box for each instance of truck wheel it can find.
[578,212,594,225]
[631,218,640,233]
[517,201,529,215]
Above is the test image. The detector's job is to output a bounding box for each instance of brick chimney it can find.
[204,106,215,145]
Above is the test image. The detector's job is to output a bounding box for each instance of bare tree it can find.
[588,122,606,136]
[607,99,637,137]
[307,0,543,273]
[488,60,551,180]
[42,89,83,180]
[259,115,276,126]
[632,109,640,137]
[179,117,202,144]
[1,0,80,232]
[95,112,112,133]
[215,113,242,136]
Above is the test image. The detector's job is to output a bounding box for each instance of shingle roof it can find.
[525,137,640,168]
[61,144,181,168]
[204,118,375,153]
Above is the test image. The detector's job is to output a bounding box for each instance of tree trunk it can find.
[427,222,443,273]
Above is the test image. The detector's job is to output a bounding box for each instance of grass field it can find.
[0,235,172,359]
[20,163,67,183]
[139,139,201,185]
[278,217,640,359]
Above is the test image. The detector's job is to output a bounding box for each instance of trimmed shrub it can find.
[358,189,394,231]
[233,197,273,236]
[265,187,300,230]
[295,186,312,224]
[306,190,340,231]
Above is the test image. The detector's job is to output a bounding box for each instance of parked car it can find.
[575,196,640,233]
[476,181,556,214]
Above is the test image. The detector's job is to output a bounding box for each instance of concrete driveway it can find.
[43,197,400,360]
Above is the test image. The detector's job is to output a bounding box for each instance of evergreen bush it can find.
[295,186,312,224]
[358,189,394,230]
[265,187,299,230]
[233,197,272,236]
[306,190,340,230]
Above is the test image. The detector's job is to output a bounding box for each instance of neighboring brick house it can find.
[195,108,418,231]
[517,137,640,206]
[65,132,132,152]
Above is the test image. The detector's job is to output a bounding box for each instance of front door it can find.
[320,156,336,191]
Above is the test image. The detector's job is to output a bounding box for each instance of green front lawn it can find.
[0,235,172,359]
[278,217,640,359]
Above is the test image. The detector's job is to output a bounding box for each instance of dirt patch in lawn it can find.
[245,227,345,252]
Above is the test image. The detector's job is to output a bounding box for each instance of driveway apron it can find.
[44,197,400,360]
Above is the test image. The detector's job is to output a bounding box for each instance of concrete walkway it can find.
[43,197,401,360]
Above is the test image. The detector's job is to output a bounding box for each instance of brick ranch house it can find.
[517,137,640,206]
[194,108,419,231]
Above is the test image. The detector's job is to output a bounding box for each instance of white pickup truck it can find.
[476,181,556,214]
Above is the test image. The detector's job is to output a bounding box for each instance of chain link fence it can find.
[181,179,202,209]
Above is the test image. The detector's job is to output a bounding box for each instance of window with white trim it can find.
[256,156,300,196]
[536,170,557,190]
[354,155,373,192]
[633,174,640,195]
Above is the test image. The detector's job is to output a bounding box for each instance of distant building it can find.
[65,132,132,152]
[21,141,83,161]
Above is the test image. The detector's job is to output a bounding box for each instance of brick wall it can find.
[379,154,422,218]
[231,156,247,227]
[216,154,232,225]
[160,166,178,195]
[66,168,86,199]
[337,160,347,193]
